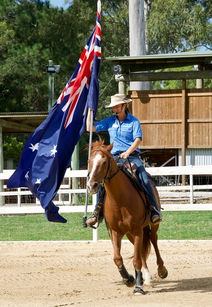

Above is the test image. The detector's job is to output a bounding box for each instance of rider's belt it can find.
[113,151,140,157]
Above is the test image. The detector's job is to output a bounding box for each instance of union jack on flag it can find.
[7,1,102,223]
[58,0,102,128]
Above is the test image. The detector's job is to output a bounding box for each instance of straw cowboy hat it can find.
[105,94,132,108]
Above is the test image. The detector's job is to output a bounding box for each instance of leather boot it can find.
[151,214,162,225]
[86,203,104,228]
[150,209,162,225]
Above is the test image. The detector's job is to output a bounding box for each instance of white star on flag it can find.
[50,145,57,157]
[29,143,39,152]
[35,178,41,184]
[25,171,29,180]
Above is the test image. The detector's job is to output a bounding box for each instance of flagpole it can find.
[83,0,101,227]
[97,0,101,13]
[88,109,93,159]
[83,108,93,227]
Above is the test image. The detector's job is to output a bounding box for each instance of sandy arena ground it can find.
[0,240,211,307]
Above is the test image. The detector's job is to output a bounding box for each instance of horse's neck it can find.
[104,171,127,198]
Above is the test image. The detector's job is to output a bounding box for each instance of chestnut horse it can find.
[87,140,168,294]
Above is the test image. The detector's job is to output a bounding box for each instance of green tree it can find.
[0,0,81,112]
[66,0,129,119]
[147,0,212,53]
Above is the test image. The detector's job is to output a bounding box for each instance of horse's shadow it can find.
[152,276,212,294]
[114,276,212,294]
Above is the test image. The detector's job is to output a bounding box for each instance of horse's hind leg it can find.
[151,224,168,279]
[133,233,145,294]
[141,226,152,285]
[111,231,135,287]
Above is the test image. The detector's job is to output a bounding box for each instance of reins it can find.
[91,149,120,183]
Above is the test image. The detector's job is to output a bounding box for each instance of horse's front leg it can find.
[133,233,145,294]
[127,231,152,285]
[111,230,135,287]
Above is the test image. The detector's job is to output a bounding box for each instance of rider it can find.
[86,93,162,227]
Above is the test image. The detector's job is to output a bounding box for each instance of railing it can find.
[0,165,211,214]
[0,166,211,241]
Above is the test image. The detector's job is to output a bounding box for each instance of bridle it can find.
[89,149,120,183]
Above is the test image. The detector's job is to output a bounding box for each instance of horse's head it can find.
[87,140,117,194]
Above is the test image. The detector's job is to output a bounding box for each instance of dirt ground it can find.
[0,240,211,307]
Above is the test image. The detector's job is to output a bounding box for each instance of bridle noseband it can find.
[90,149,120,183]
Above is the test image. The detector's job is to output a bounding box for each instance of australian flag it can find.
[7,1,102,223]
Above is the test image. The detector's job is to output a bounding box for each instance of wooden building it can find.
[107,52,212,167]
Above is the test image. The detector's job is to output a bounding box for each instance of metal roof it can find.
[106,51,212,72]
[0,112,48,133]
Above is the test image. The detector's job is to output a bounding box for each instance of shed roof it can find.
[106,51,212,72]
[0,112,48,133]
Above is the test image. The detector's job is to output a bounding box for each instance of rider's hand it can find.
[120,151,130,159]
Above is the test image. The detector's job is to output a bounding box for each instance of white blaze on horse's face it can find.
[87,153,103,194]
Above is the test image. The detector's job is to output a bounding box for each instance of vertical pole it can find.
[92,194,98,241]
[196,79,203,89]
[0,125,4,205]
[48,60,55,111]
[88,109,93,159]
[195,65,204,89]
[118,79,126,95]
[129,0,149,90]
[83,109,94,227]
[72,143,79,205]
[189,173,193,205]
[17,188,21,207]
[181,80,187,185]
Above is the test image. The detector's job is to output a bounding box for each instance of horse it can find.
[87,140,168,294]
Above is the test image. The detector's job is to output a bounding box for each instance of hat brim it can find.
[105,98,132,108]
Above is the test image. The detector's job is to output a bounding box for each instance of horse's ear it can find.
[97,135,104,145]
[107,144,113,152]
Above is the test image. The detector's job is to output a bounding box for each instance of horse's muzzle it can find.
[87,181,100,194]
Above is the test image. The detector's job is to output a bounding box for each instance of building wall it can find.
[130,88,212,149]
[178,149,212,166]
[187,90,212,148]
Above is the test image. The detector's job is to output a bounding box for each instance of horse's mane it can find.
[90,137,113,158]
[92,138,105,150]
[84,136,105,153]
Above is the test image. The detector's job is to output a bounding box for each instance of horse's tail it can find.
[142,225,151,260]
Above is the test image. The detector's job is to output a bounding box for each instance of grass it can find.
[0,211,211,241]
[158,211,212,240]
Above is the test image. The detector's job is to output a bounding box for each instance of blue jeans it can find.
[113,154,161,217]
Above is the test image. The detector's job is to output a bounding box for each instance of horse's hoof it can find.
[123,275,135,287]
[158,266,168,279]
[133,286,146,295]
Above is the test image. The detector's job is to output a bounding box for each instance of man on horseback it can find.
[86,93,162,227]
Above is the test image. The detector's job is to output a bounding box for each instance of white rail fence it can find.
[0,165,211,216]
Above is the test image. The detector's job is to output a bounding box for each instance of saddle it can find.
[119,161,154,211]
[118,161,142,192]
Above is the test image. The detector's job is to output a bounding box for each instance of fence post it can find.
[17,188,21,207]
[0,125,4,206]
[190,173,194,205]
[92,194,98,242]
[72,144,79,205]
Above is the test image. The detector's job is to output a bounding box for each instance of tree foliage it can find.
[147,0,212,53]
[0,0,211,161]
[0,0,211,112]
